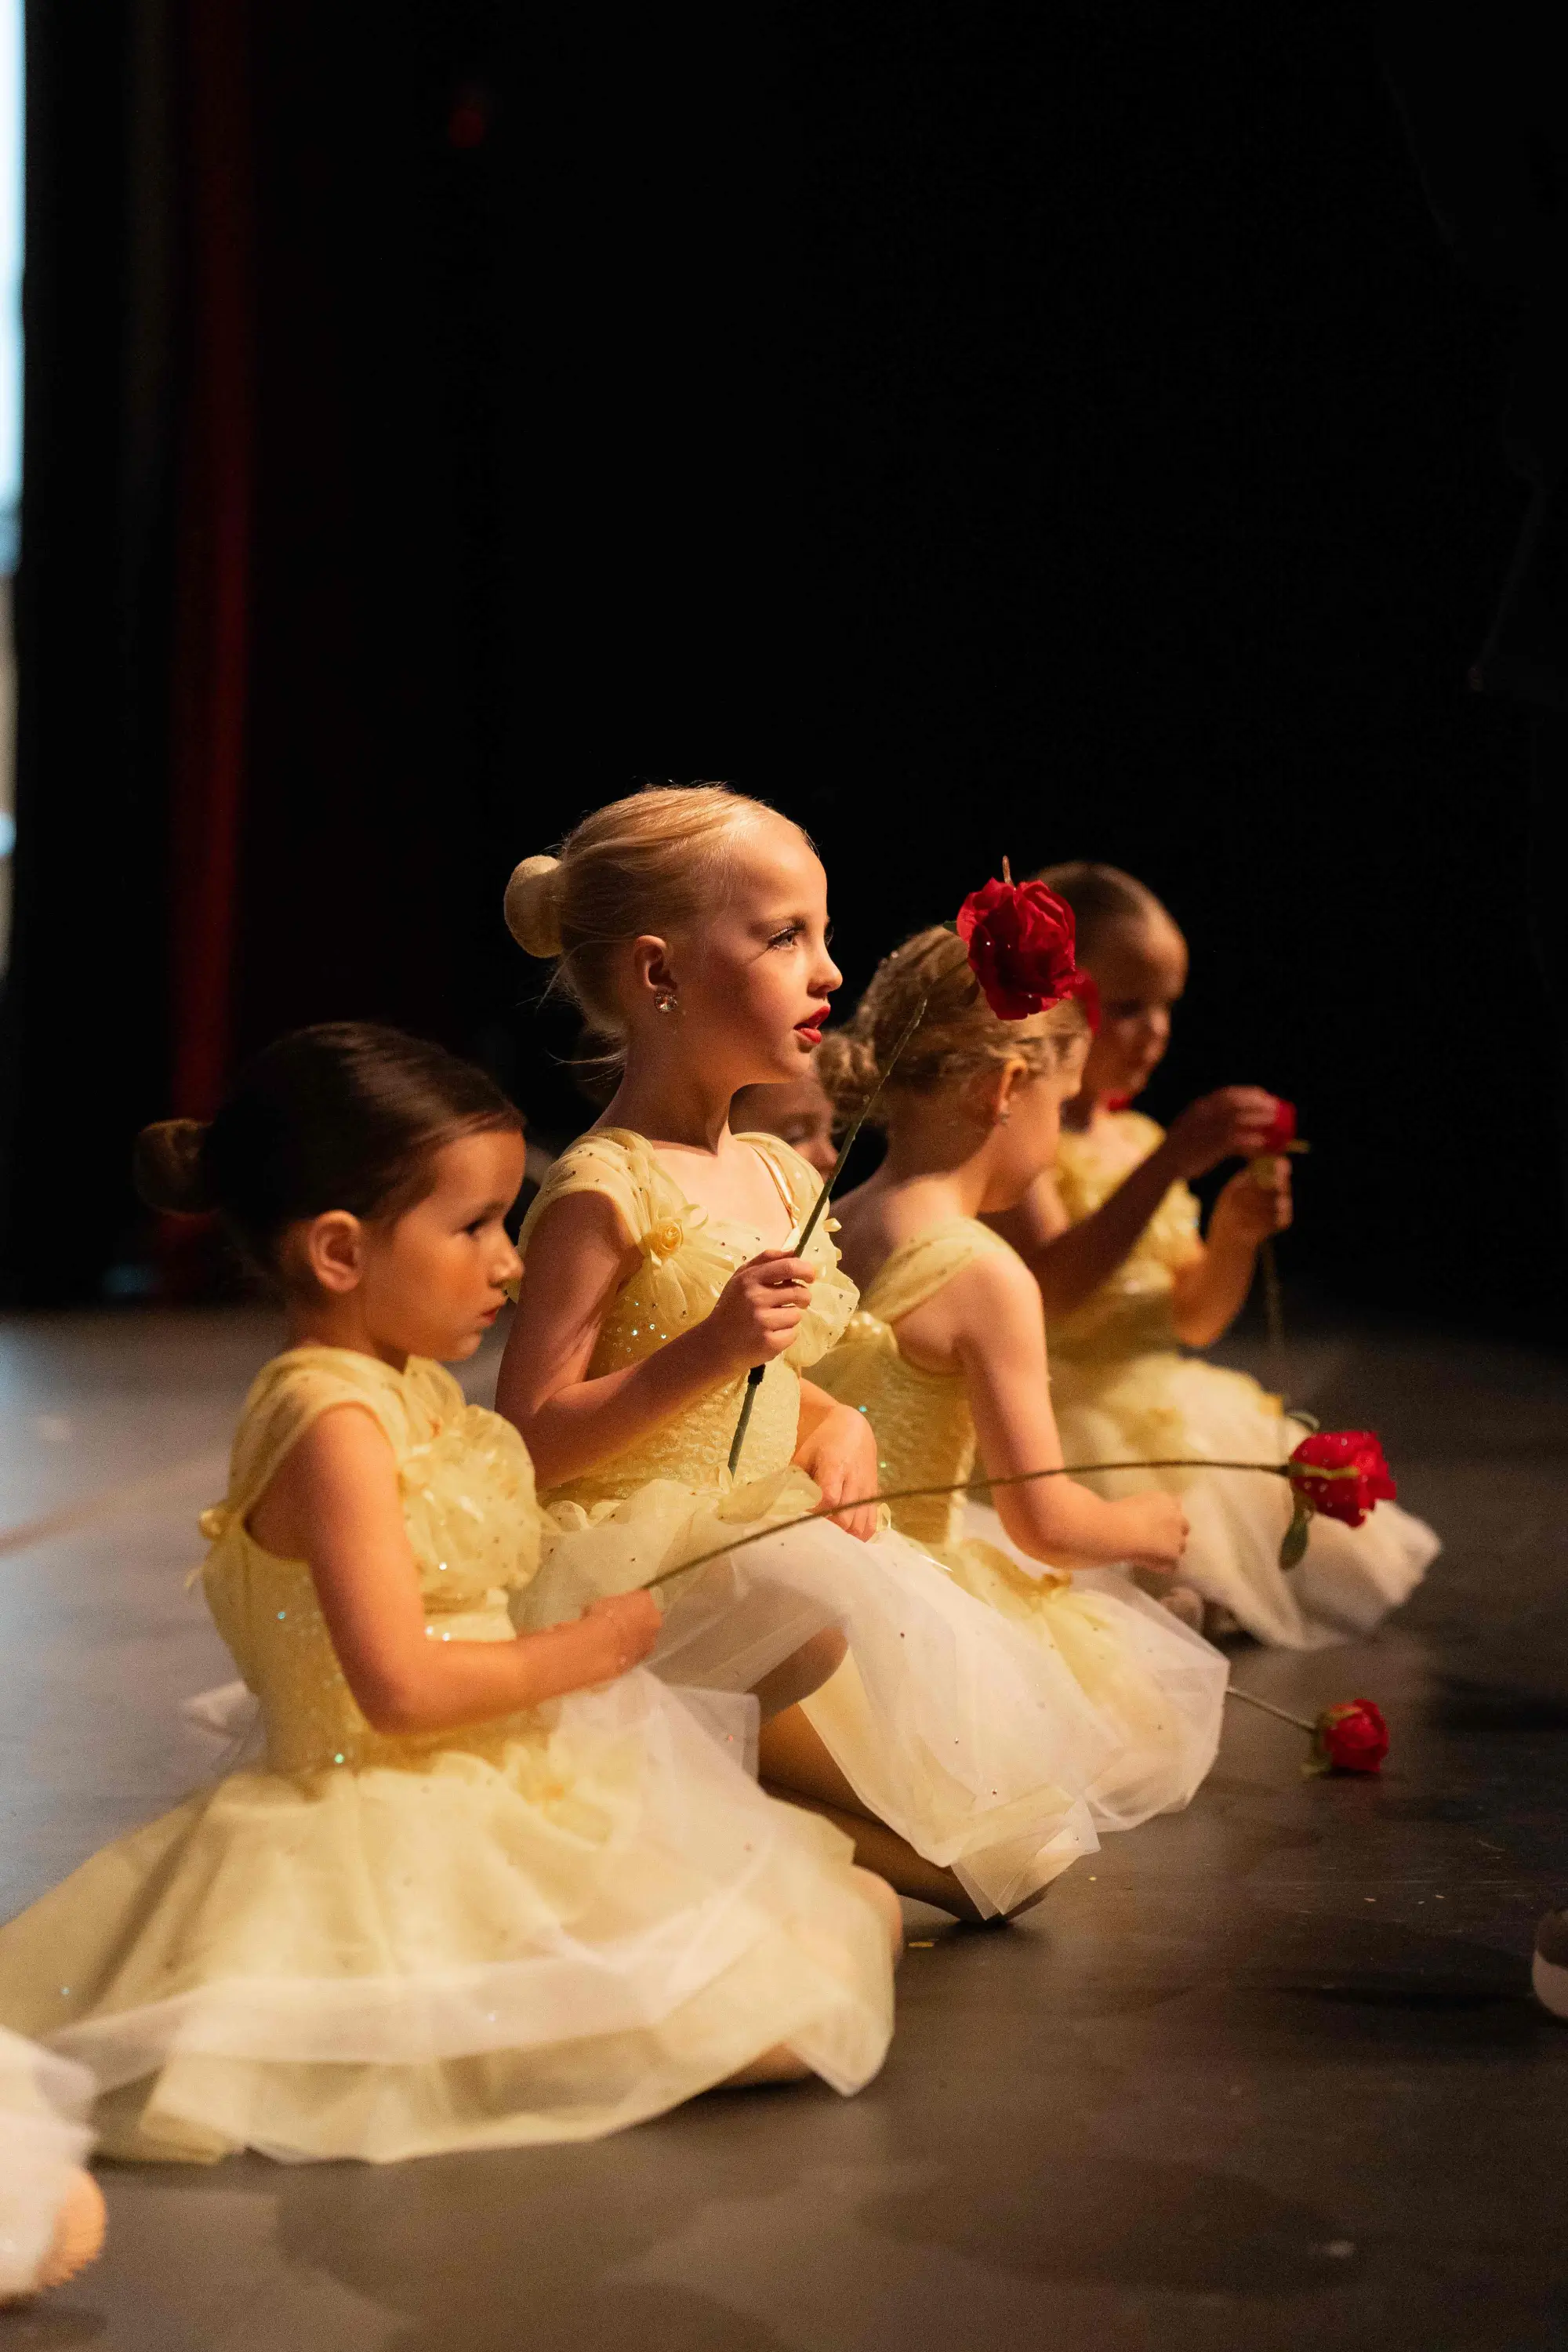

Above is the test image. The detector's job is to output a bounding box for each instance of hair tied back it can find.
[505,855,564,959]
[133,1117,213,1216]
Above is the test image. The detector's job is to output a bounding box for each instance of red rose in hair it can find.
[1312,1697,1389,1775]
[957,874,1092,1022]
[1288,1430,1396,1528]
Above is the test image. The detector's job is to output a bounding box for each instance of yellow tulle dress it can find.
[519,1131,1106,1915]
[0,1348,895,2164]
[813,1218,1228,1831]
[1044,1111,1439,1648]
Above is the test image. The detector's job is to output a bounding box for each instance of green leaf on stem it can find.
[1279,1495,1313,1570]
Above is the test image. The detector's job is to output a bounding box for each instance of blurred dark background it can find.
[2,2,1562,1336]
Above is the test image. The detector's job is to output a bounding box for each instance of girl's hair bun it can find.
[133,1118,213,1214]
[504,855,564,958]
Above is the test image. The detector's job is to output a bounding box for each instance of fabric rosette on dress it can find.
[813,1220,1229,1831]
[520,1131,1108,1915]
[0,1349,893,2164]
[1047,1112,1437,1648]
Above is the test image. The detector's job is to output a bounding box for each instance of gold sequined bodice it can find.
[518,1129,857,1507]
[1049,1112,1203,1366]
[198,1348,541,1776]
[814,1219,1016,1552]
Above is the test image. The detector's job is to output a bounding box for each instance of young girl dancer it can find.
[811,920,1229,1831]
[986,861,1438,1646]
[499,786,1120,1922]
[0,1025,897,2163]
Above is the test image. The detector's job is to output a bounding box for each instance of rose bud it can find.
[1288,1430,1397,1529]
[1311,1697,1389,1775]
[956,875,1095,1024]
[1250,1096,1309,1185]
[1259,1098,1297,1152]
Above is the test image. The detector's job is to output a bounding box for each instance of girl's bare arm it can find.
[495,1193,815,1491]
[985,1156,1187,1319]
[987,1091,1287,1319]
[249,1406,659,1736]
[1168,1159,1292,1345]
[898,1254,1185,1573]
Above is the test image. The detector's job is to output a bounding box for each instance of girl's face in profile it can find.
[288,1130,528,1367]
[652,813,844,1093]
[1078,914,1188,1108]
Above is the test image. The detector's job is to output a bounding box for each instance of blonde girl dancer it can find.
[499,786,1120,1922]
[811,919,1229,1831]
[0,1025,897,2161]
[986,862,1438,1646]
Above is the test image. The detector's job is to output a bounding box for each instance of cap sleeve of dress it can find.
[203,1348,418,1543]
[517,1129,658,1258]
[858,1218,1017,1331]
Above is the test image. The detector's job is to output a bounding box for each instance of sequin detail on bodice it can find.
[1049,1112,1203,1366]
[518,1129,857,1508]
[198,1348,541,1776]
[815,1219,1017,1552]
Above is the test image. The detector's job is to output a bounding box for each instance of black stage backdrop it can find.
[3,4,1559,1335]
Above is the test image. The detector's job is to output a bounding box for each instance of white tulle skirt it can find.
[0,1671,893,2165]
[1049,1351,1439,1650]
[948,1505,1229,1829]
[525,1472,1104,1915]
[0,2031,96,2299]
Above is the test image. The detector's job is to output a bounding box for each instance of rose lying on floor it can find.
[1227,1688,1392,1777]
[1310,1697,1390,1776]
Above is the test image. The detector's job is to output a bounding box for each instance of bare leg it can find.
[750,1627,848,1724]
[759,1703,985,1922]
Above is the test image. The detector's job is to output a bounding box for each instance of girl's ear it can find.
[993,1055,1030,1123]
[300,1210,367,1295]
[630,934,677,1009]
[964,1058,1026,1131]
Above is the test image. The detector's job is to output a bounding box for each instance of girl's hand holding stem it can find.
[691,1250,816,1380]
[1162,1087,1288,1181]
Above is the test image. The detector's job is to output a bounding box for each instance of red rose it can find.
[1258,1098,1297,1152]
[1312,1697,1389,1775]
[1287,1429,1396,1528]
[956,877,1089,1022]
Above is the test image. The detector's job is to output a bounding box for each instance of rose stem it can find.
[1226,1686,1315,1735]
[726,992,931,1477]
[667,1454,1316,1588]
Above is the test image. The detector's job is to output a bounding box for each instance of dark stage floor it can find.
[2,1305,1566,2350]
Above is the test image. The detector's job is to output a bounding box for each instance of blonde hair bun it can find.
[504,855,565,958]
[133,1118,212,1214]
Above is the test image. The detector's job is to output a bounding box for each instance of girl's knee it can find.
[800,1625,848,1685]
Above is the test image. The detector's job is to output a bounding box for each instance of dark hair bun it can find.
[133,1118,213,1214]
